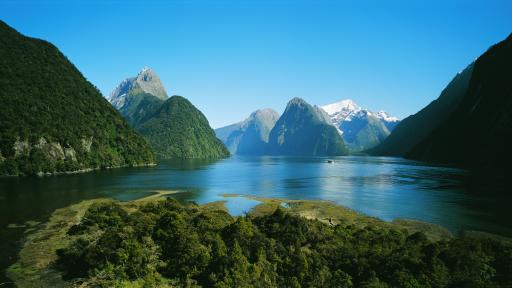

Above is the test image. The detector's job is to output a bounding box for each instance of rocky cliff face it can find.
[109,67,168,110]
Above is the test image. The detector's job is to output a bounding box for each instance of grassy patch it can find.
[6,199,112,287]
[222,194,453,241]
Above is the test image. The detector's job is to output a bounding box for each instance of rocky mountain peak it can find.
[109,67,168,109]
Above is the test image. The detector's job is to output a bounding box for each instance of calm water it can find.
[1,156,511,281]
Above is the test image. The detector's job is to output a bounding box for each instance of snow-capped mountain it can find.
[321,99,362,121]
[321,99,400,151]
[376,110,400,131]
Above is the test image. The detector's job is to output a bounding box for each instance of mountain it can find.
[376,111,400,131]
[0,21,155,176]
[108,68,168,126]
[369,62,474,157]
[135,96,229,159]
[267,98,349,156]
[109,67,168,110]
[321,99,400,151]
[215,109,280,155]
[405,34,512,171]
[109,69,229,159]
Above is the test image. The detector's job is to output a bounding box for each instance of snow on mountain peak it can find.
[376,110,399,122]
[321,99,361,115]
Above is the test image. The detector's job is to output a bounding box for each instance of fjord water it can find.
[1,156,511,280]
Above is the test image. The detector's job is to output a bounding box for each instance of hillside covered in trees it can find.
[134,96,230,159]
[0,20,154,176]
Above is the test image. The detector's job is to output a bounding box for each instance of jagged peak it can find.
[109,67,168,109]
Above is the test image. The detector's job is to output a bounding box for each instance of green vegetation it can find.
[134,96,230,159]
[118,92,165,127]
[10,195,512,287]
[0,20,154,176]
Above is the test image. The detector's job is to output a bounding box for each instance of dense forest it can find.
[55,198,512,287]
[0,20,155,176]
[134,96,230,159]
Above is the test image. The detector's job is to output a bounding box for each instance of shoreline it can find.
[0,162,157,178]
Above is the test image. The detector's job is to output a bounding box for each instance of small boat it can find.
[327,159,334,163]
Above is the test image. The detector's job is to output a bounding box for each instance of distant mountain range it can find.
[372,33,512,173]
[321,99,400,151]
[216,98,349,156]
[215,109,280,155]
[0,20,154,176]
[109,68,229,159]
[216,98,398,154]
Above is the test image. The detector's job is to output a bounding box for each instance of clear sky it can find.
[1,0,511,128]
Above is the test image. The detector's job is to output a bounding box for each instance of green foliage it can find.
[57,199,512,287]
[133,95,230,159]
[118,92,164,127]
[0,20,154,176]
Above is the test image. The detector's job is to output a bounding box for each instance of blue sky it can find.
[1,0,511,128]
